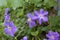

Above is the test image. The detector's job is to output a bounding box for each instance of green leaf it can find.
[0,37,2,40]
[9,0,25,10]
[41,26,49,31]
[0,0,7,7]
[17,9,24,17]
[48,16,60,31]
[43,0,56,8]
[56,29,60,33]
[29,0,42,5]
[49,16,57,26]
[31,31,39,36]
[25,0,29,2]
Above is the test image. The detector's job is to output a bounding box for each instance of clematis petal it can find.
[5,8,10,16]
[43,16,48,22]
[12,26,17,34]
[26,13,32,18]
[54,32,60,37]
[9,30,14,37]
[46,34,51,39]
[4,28,9,34]
[29,22,33,28]
[47,31,54,36]
[43,11,48,15]
[55,38,59,40]
[32,16,38,20]
[29,21,36,28]
[9,21,16,27]
[4,15,10,21]
[48,31,54,35]
[4,21,9,27]
[38,18,42,25]
[31,21,36,27]
[22,36,27,40]
[39,9,44,14]
[52,32,59,37]
[34,10,39,16]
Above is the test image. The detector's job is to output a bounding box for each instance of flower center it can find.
[51,36,54,40]
[38,14,43,18]
[8,26,11,31]
[28,18,31,22]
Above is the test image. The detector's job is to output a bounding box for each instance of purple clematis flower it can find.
[32,9,48,25]
[22,36,27,40]
[4,8,10,21]
[4,8,10,26]
[46,31,59,40]
[26,13,36,28]
[4,21,17,37]
[4,8,17,37]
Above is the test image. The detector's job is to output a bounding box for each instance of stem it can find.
[15,27,24,39]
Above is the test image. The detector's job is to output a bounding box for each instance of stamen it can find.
[51,36,54,40]
[8,26,11,31]
[38,14,43,18]
[28,18,31,22]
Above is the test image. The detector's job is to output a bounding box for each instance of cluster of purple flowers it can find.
[26,9,48,28]
[4,8,17,37]
[43,31,60,40]
[4,8,60,40]
[4,8,28,40]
